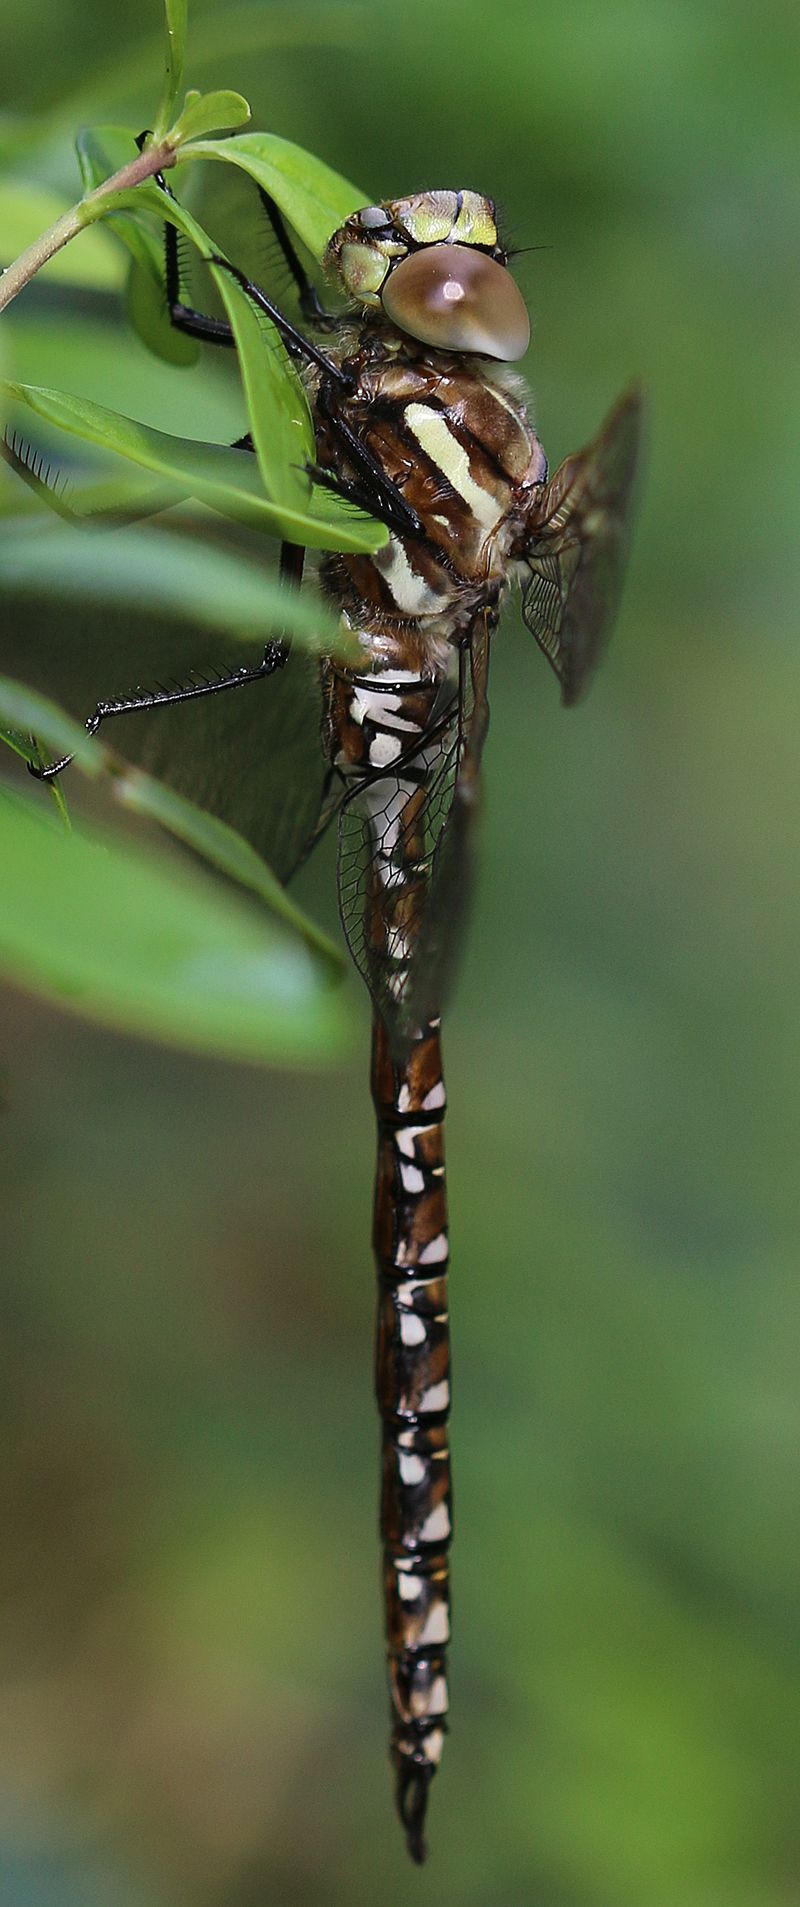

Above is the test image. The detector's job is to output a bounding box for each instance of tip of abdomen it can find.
[392,1726,444,1863]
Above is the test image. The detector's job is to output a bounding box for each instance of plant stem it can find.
[0,140,177,315]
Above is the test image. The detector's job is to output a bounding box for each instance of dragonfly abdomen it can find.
[371,1014,452,1864]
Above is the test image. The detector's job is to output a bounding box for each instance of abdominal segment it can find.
[371,1016,452,1861]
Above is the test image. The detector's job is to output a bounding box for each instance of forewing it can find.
[521,385,643,705]
[0,585,328,884]
[123,646,328,883]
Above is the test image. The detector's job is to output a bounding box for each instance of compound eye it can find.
[381,244,530,360]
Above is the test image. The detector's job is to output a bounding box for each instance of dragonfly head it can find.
[324,190,530,361]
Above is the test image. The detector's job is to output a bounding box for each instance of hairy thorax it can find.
[310,326,547,675]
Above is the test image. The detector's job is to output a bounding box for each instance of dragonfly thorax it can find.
[314,333,547,674]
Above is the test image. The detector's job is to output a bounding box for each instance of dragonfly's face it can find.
[325,190,530,362]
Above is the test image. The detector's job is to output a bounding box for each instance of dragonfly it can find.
[15,180,642,1863]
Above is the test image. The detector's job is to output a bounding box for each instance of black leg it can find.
[280,540,306,589]
[204,255,425,535]
[161,211,350,396]
[206,253,352,387]
[257,188,328,322]
[29,541,305,782]
[309,459,424,541]
[163,217,237,347]
[160,170,331,348]
[28,642,289,783]
[159,188,425,542]
[314,384,425,540]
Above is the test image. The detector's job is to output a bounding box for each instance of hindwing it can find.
[336,620,490,1056]
[521,385,643,705]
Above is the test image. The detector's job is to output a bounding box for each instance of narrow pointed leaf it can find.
[117,181,316,490]
[154,0,188,138]
[0,783,348,1063]
[179,132,366,260]
[209,262,314,512]
[0,726,72,826]
[64,164,385,545]
[112,767,344,971]
[4,381,388,553]
[0,721,42,767]
[0,518,339,648]
[42,755,71,829]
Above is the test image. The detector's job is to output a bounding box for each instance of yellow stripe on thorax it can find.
[403,403,503,531]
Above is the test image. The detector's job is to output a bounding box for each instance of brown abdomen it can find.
[371,1013,452,1864]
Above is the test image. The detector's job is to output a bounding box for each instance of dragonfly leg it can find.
[201,255,426,535]
[313,385,425,539]
[27,641,290,782]
[205,253,354,391]
[160,168,331,348]
[163,217,236,347]
[256,187,328,322]
[160,202,424,541]
[309,458,424,541]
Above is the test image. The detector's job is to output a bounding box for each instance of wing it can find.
[0,581,329,884]
[521,385,644,706]
[0,431,332,881]
[123,644,329,883]
[336,616,491,1056]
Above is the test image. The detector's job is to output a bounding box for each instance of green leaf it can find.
[0,782,348,1064]
[208,262,314,514]
[1,426,184,522]
[4,380,388,554]
[59,166,384,544]
[75,125,199,363]
[0,518,340,649]
[111,766,343,971]
[3,305,245,449]
[0,177,125,290]
[41,756,72,829]
[0,721,40,766]
[170,89,251,144]
[0,674,105,775]
[75,170,314,456]
[178,131,367,261]
[119,181,317,486]
[154,0,188,140]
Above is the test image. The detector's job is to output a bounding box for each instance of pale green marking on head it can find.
[324,190,529,360]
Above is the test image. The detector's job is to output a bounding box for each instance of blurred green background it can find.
[2,1,800,1901]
